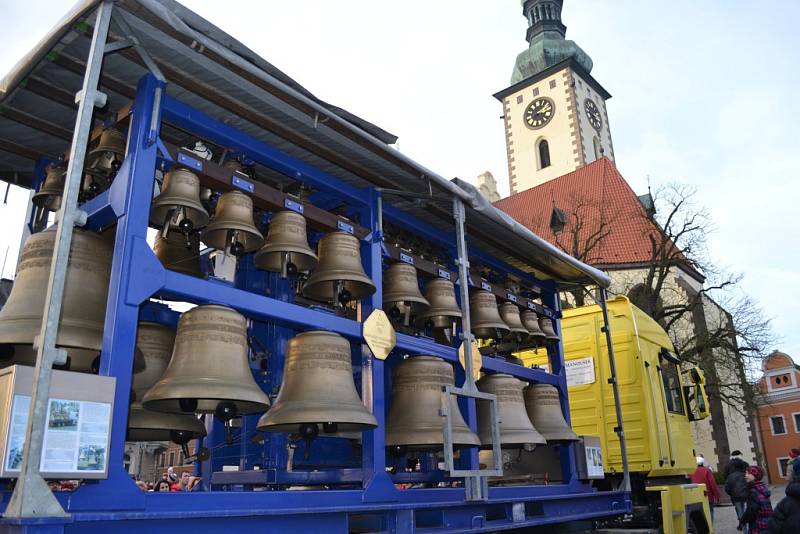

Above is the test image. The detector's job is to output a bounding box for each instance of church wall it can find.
[502,67,580,193]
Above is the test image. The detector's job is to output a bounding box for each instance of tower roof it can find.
[511,0,593,85]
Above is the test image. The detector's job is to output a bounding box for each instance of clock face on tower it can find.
[523,98,555,129]
[584,98,602,131]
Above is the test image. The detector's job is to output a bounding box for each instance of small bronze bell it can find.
[470,290,509,340]
[128,322,206,443]
[382,263,429,327]
[254,211,317,276]
[142,305,271,417]
[150,169,210,236]
[153,231,204,278]
[0,228,112,371]
[521,310,546,345]
[257,331,377,434]
[386,356,480,449]
[32,166,65,212]
[418,278,462,330]
[539,316,560,342]
[201,190,264,255]
[86,128,126,177]
[499,302,528,343]
[524,384,578,442]
[302,232,376,305]
[476,374,546,450]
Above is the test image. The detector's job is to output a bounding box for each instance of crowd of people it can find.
[691,449,800,534]
[133,467,201,493]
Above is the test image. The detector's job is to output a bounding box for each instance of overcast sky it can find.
[0,1,797,358]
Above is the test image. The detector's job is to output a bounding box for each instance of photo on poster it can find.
[47,400,80,431]
[77,444,106,472]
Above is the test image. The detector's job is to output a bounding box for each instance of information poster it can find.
[565,356,596,386]
[5,395,111,474]
[585,445,604,478]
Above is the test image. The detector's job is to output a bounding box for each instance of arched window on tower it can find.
[593,136,603,160]
[537,139,551,169]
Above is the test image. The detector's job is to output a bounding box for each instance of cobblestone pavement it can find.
[713,485,785,534]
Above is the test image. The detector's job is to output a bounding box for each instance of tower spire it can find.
[522,0,566,42]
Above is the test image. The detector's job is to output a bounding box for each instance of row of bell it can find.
[33,128,127,211]
[471,290,559,344]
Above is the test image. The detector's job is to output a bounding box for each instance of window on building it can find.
[593,136,603,160]
[793,412,800,432]
[771,415,787,435]
[532,87,540,97]
[537,139,551,169]
[516,95,524,104]
[168,451,175,467]
[549,80,557,89]
[778,457,791,478]
[659,357,685,415]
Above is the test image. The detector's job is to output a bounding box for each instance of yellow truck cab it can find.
[522,296,713,534]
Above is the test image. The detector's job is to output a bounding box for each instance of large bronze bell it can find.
[302,232,376,304]
[150,168,210,235]
[470,291,509,340]
[418,278,462,330]
[254,211,317,276]
[476,374,546,450]
[0,228,112,371]
[521,310,546,345]
[539,316,560,342]
[524,384,578,442]
[383,263,429,327]
[257,331,377,435]
[142,305,271,418]
[201,190,264,255]
[32,166,65,212]
[153,231,204,278]
[128,322,206,443]
[386,356,480,449]
[499,302,528,343]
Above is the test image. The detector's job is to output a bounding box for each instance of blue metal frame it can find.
[1,73,630,532]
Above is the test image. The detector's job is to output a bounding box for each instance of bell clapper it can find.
[299,423,319,460]
[228,230,245,256]
[402,303,412,328]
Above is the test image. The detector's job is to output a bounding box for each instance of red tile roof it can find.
[494,157,688,270]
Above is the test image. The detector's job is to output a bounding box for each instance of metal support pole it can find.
[598,287,631,492]
[5,0,113,519]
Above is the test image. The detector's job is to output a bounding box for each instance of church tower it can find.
[494,0,614,195]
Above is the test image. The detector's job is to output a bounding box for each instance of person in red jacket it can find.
[691,455,721,523]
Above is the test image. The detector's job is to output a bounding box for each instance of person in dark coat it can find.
[739,466,772,534]
[768,474,800,533]
[725,450,751,526]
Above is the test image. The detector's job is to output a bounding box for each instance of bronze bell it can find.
[302,232,376,305]
[150,169,210,235]
[499,302,528,342]
[382,263,429,327]
[86,127,126,176]
[470,290,509,340]
[524,384,578,442]
[418,278,462,330]
[386,356,480,449]
[254,211,317,276]
[128,322,206,443]
[153,231,204,278]
[476,374,546,450]
[257,331,377,435]
[0,228,113,371]
[32,166,65,212]
[539,316,560,342]
[142,305,271,417]
[521,310,546,345]
[201,190,264,255]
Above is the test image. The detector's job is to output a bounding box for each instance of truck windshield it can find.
[660,358,685,415]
